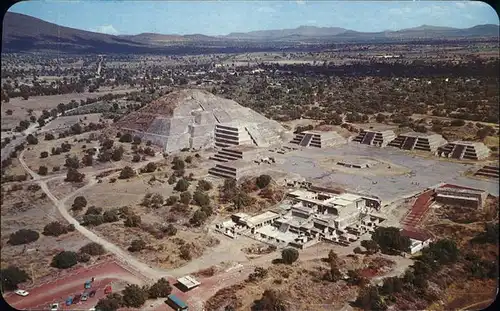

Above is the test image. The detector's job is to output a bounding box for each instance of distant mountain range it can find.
[2,12,499,54]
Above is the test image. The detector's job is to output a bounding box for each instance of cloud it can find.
[257,6,276,13]
[306,20,317,24]
[388,7,411,15]
[455,2,466,9]
[93,25,119,35]
[296,0,306,5]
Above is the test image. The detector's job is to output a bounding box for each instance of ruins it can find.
[388,132,447,153]
[351,129,396,147]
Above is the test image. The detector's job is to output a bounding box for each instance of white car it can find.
[89,308,96,311]
[14,289,29,297]
[50,303,59,311]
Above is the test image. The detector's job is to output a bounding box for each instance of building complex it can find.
[289,130,346,148]
[437,141,491,160]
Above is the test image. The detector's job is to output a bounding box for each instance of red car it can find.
[104,285,112,295]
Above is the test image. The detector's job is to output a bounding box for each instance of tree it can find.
[101,138,114,150]
[190,210,208,227]
[95,293,123,311]
[172,158,185,170]
[421,239,459,265]
[51,251,78,269]
[281,248,299,264]
[197,179,213,191]
[38,165,48,176]
[174,178,190,192]
[119,133,132,143]
[26,134,38,145]
[371,227,411,254]
[0,266,30,290]
[65,168,85,182]
[168,174,176,185]
[70,123,82,135]
[8,229,40,245]
[179,244,192,260]
[122,284,147,308]
[256,174,272,189]
[132,154,141,162]
[128,239,146,252]
[142,162,157,173]
[65,155,80,169]
[180,191,192,205]
[85,206,103,215]
[347,269,367,286]
[119,166,136,179]
[327,250,339,265]
[79,242,106,256]
[375,113,386,123]
[40,151,48,158]
[43,221,69,237]
[77,252,91,263]
[193,191,210,207]
[148,278,172,299]
[82,154,93,166]
[361,240,379,254]
[185,156,193,164]
[132,136,142,145]
[324,261,343,282]
[111,146,124,161]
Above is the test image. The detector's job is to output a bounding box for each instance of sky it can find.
[8,1,499,36]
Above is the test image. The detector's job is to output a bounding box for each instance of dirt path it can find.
[18,150,169,281]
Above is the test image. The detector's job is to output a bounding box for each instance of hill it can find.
[2,12,499,53]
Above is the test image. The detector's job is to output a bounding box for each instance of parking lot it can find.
[275,143,499,202]
[4,261,145,311]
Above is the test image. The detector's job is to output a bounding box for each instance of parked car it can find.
[73,294,82,303]
[66,296,73,306]
[84,280,92,289]
[104,285,112,294]
[50,303,59,311]
[14,289,29,297]
[89,290,96,297]
[81,293,89,301]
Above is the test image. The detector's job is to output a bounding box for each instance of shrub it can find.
[119,166,136,179]
[85,206,103,215]
[281,248,299,264]
[148,278,172,299]
[179,244,192,260]
[165,195,179,206]
[0,266,30,290]
[190,210,207,227]
[83,214,105,227]
[172,158,185,170]
[174,178,190,192]
[371,226,411,254]
[185,156,193,164]
[43,221,69,237]
[77,252,91,263]
[40,151,49,158]
[450,119,466,126]
[45,133,55,140]
[128,239,146,252]
[124,214,141,227]
[180,191,192,205]
[256,174,272,189]
[95,293,123,311]
[132,136,142,145]
[163,224,177,236]
[132,154,141,162]
[103,210,119,223]
[72,196,88,211]
[79,242,106,256]
[38,166,48,176]
[197,179,213,191]
[8,229,40,245]
[51,251,78,269]
[361,240,379,254]
[122,284,147,308]
[168,174,176,185]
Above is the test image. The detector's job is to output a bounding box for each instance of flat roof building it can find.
[176,275,201,291]
[351,129,396,147]
[434,184,488,210]
[388,132,447,153]
[437,141,490,160]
